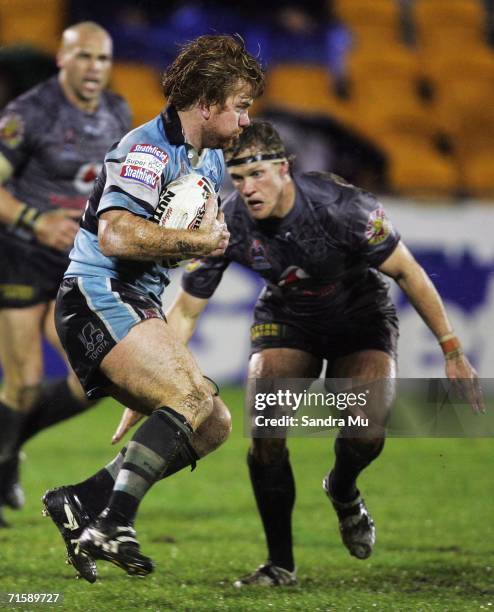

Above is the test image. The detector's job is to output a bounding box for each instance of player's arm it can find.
[379,240,484,413]
[0,153,79,250]
[98,196,229,260]
[166,289,209,344]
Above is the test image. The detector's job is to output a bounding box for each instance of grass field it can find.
[0,387,492,611]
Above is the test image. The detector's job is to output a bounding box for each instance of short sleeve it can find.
[97,142,173,218]
[0,99,37,171]
[341,191,401,268]
[182,256,231,298]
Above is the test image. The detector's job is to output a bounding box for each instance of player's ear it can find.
[279,161,290,178]
[198,100,212,120]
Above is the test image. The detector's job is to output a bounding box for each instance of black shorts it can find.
[251,304,399,373]
[0,230,68,308]
[55,277,165,400]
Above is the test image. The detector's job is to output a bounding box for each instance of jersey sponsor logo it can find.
[365,207,392,245]
[248,238,271,270]
[73,162,102,194]
[123,151,167,175]
[130,143,169,164]
[251,323,282,340]
[0,112,24,148]
[78,322,110,361]
[120,164,160,189]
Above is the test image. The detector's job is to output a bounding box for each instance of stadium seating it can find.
[260,63,355,126]
[110,63,164,127]
[0,0,63,52]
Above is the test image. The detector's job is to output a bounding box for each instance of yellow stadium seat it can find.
[110,63,164,128]
[262,64,355,125]
[334,0,399,26]
[372,118,459,195]
[415,0,485,51]
[454,109,494,195]
[0,0,64,52]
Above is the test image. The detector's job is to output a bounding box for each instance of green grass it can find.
[0,387,492,611]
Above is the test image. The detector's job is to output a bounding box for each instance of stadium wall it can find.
[6,201,493,383]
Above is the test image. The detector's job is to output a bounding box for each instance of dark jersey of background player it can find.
[0,74,130,304]
[183,171,400,340]
[167,120,481,587]
[0,22,130,527]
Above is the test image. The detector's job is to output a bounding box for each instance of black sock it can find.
[247,449,295,572]
[71,438,200,519]
[330,436,385,502]
[16,379,89,446]
[72,447,128,518]
[104,407,195,525]
[0,400,26,461]
[159,443,199,480]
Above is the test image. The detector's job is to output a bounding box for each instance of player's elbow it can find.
[98,220,123,257]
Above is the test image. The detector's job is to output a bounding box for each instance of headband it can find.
[226,152,287,167]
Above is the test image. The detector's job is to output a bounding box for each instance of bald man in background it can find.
[0,22,131,524]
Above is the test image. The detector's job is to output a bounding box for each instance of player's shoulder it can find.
[220,189,251,224]
[297,171,380,214]
[101,90,131,122]
[110,115,170,158]
[2,76,57,116]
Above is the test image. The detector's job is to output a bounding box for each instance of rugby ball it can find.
[153,173,216,230]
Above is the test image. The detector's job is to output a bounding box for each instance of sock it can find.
[0,400,26,462]
[330,436,385,502]
[72,447,128,518]
[70,437,200,519]
[16,379,89,446]
[104,407,195,525]
[247,449,296,572]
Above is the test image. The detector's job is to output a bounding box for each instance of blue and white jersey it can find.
[66,106,225,300]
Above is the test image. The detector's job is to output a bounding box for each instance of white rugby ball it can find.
[153,173,216,230]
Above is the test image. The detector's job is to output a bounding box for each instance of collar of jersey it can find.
[162,105,185,145]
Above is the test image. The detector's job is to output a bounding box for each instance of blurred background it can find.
[0,0,493,381]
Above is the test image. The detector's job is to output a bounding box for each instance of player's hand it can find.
[445,354,485,414]
[111,407,144,444]
[199,196,230,256]
[33,208,80,251]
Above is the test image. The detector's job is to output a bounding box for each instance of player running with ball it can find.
[42,35,264,582]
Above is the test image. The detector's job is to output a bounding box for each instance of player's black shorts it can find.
[0,230,68,308]
[55,276,165,400]
[251,302,399,372]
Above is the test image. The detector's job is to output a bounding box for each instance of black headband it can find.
[226,152,286,167]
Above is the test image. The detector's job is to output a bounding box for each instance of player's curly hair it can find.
[225,121,288,160]
[162,35,264,110]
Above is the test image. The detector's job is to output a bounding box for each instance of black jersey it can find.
[182,172,400,332]
[0,76,131,245]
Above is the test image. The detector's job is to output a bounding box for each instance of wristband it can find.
[13,204,43,232]
[438,333,461,356]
